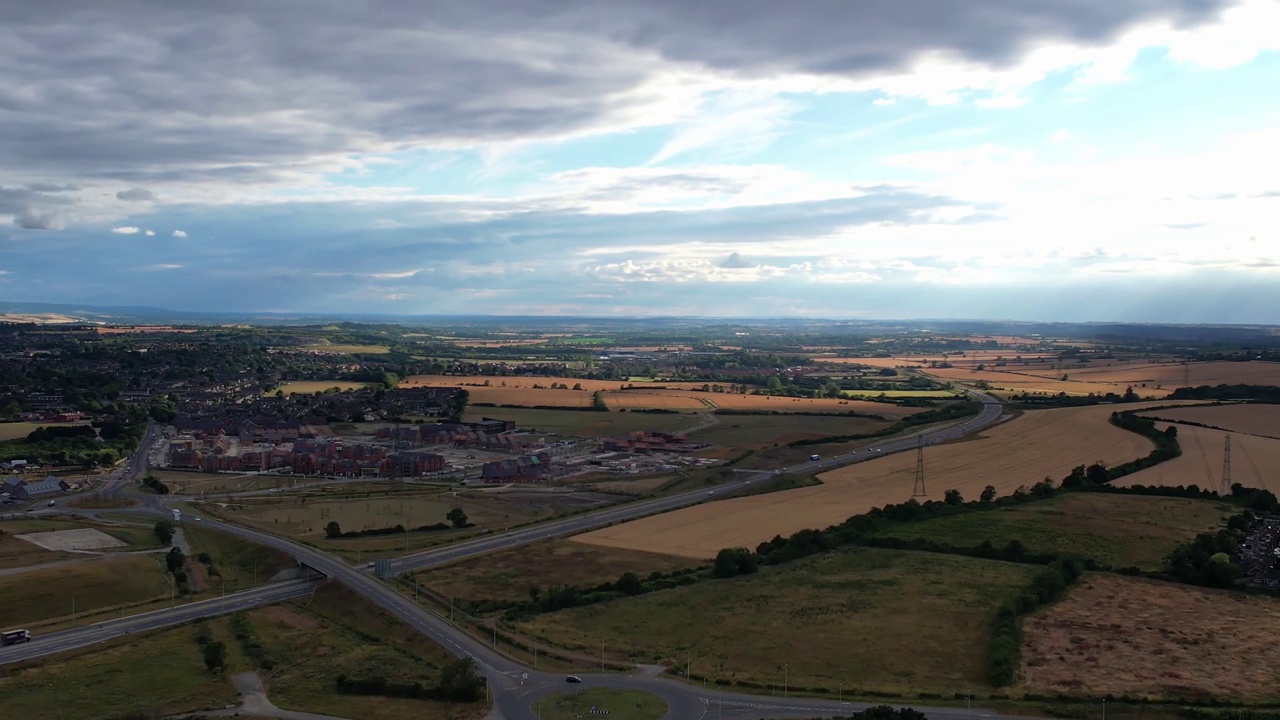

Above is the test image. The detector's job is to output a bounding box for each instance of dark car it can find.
[565,675,582,683]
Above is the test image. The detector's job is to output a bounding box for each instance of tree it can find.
[712,548,757,578]
[165,546,185,573]
[615,571,642,596]
[437,658,486,702]
[979,485,997,504]
[203,640,226,673]
[153,519,174,546]
[943,489,963,506]
[446,508,468,528]
[324,521,342,539]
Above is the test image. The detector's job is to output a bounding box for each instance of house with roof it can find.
[10,476,70,500]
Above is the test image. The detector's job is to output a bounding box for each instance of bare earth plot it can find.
[1119,422,1280,493]
[1141,403,1280,439]
[573,402,1177,559]
[15,528,126,551]
[1022,573,1280,701]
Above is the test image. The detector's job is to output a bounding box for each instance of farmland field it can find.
[271,380,377,395]
[1141,403,1280,439]
[690,414,891,450]
[574,402,1181,559]
[1022,573,1280,701]
[415,540,698,604]
[867,493,1234,570]
[461,406,700,436]
[0,554,168,627]
[206,488,552,542]
[1118,422,1280,493]
[515,547,1036,695]
[0,420,91,441]
[150,470,278,495]
[405,375,924,414]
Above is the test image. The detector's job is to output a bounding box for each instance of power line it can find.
[1221,434,1232,496]
[913,434,927,497]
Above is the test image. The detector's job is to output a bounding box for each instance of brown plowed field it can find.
[1118,422,1280,494]
[1141,403,1280,439]
[572,402,1182,559]
[1021,573,1280,701]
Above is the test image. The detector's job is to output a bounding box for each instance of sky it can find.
[1,0,1278,322]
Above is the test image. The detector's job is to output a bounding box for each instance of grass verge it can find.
[536,688,667,719]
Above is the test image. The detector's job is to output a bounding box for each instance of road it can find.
[7,389,1014,719]
[0,578,319,666]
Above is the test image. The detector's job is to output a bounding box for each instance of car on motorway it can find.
[565,675,582,683]
[707,490,714,496]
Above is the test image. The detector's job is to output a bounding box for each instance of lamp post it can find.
[784,662,788,698]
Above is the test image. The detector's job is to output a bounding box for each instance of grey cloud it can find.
[14,209,66,230]
[27,183,78,192]
[1,185,76,230]
[720,252,756,269]
[0,1,1232,184]
[116,187,156,201]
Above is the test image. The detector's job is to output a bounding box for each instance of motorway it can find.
[0,578,319,666]
[5,389,1011,719]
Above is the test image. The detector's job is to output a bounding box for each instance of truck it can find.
[1,629,32,646]
[809,454,821,462]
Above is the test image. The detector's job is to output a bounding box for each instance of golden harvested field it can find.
[574,402,1182,559]
[466,386,597,407]
[403,375,626,392]
[1141,403,1280,439]
[1118,423,1280,493]
[272,380,377,395]
[1021,573,1280,701]
[920,366,1174,397]
[815,353,1058,368]
[1047,360,1280,387]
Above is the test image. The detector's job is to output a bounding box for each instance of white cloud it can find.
[142,263,182,270]
[369,269,421,279]
[144,229,155,236]
[171,229,188,238]
[111,226,141,234]
[1049,130,1074,144]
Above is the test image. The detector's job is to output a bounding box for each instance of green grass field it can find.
[536,688,666,719]
[0,585,483,720]
[270,380,379,395]
[302,344,391,354]
[842,390,960,398]
[515,547,1037,695]
[0,620,239,719]
[0,534,75,569]
[248,586,484,720]
[183,524,295,590]
[868,492,1234,570]
[691,414,892,451]
[462,406,700,436]
[0,420,91,441]
[0,554,168,627]
[416,540,698,605]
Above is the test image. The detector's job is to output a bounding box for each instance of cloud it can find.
[14,209,66,230]
[111,226,141,234]
[115,187,156,202]
[144,229,155,236]
[142,263,182,271]
[719,252,755,269]
[0,0,1239,194]
[172,229,188,238]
